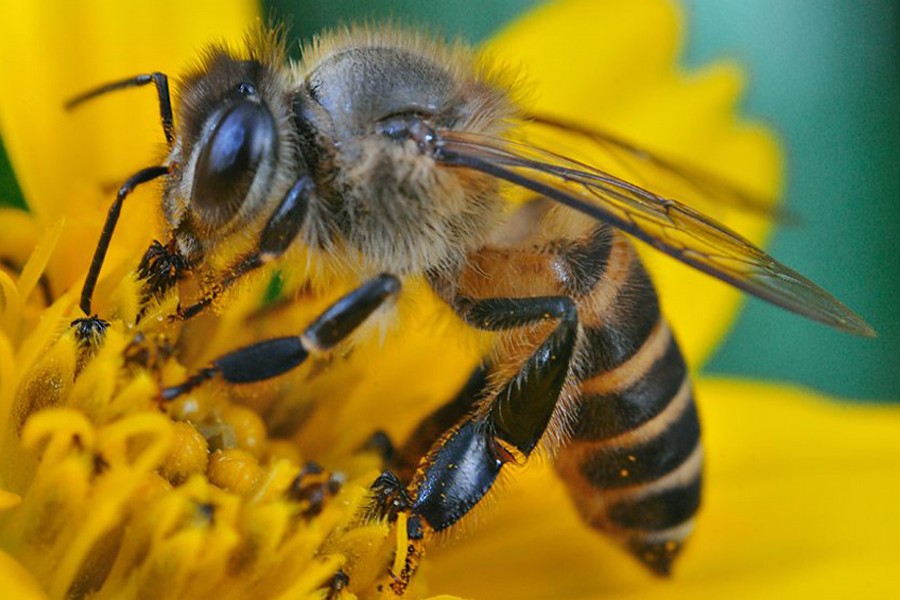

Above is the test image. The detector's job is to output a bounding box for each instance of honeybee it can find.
[69,25,872,592]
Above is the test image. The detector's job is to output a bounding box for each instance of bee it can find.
[68,25,873,591]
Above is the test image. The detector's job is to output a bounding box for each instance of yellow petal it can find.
[426,379,900,599]
[0,209,40,271]
[0,549,47,600]
[486,0,781,366]
[0,490,20,511]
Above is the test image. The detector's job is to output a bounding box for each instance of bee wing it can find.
[436,130,874,336]
[524,114,791,222]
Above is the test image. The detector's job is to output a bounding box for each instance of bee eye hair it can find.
[192,98,275,227]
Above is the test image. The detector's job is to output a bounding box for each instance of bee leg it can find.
[135,239,191,322]
[366,472,426,597]
[66,73,181,320]
[66,72,175,145]
[411,295,578,528]
[393,364,490,480]
[79,165,171,316]
[178,175,314,320]
[161,273,400,400]
[370,296,577,594]
[361,364,489,479]
[70,314,110,371]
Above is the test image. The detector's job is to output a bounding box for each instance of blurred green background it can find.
[1,0,896,400]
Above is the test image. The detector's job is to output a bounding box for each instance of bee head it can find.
[189,82,276,227]
[165,48,297,256]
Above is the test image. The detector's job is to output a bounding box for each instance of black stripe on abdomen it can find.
[579,260,660,373]
[553,234,703,575]
[578,394,700,489]
[570,337,687,441]
[607,463,703,531]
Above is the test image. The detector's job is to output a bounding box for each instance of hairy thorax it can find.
[294,36,518,276]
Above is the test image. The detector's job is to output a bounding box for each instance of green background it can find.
[1,1,896,400]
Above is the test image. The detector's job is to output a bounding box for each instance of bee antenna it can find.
[65,72,175,145]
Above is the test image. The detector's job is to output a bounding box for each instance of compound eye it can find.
[192,99,275,227]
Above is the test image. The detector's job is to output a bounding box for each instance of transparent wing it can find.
[435,130,874,336]
[524,114,792,222]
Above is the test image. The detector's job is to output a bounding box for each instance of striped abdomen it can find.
[454,204,701,574]
[555,229,702,576]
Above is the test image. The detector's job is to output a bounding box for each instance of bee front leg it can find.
[77,165,171,317]
[134,239,191,322]
[66,72,175,145]
[68,73,177,320]
[161,273,400,400]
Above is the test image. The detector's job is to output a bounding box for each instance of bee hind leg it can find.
[411,294,578,527]
[368,295,578,593]
[374,364,491,480]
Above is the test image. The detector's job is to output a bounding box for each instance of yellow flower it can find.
[0,1,898,599]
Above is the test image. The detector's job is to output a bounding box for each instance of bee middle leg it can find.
[161,272,400,400]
